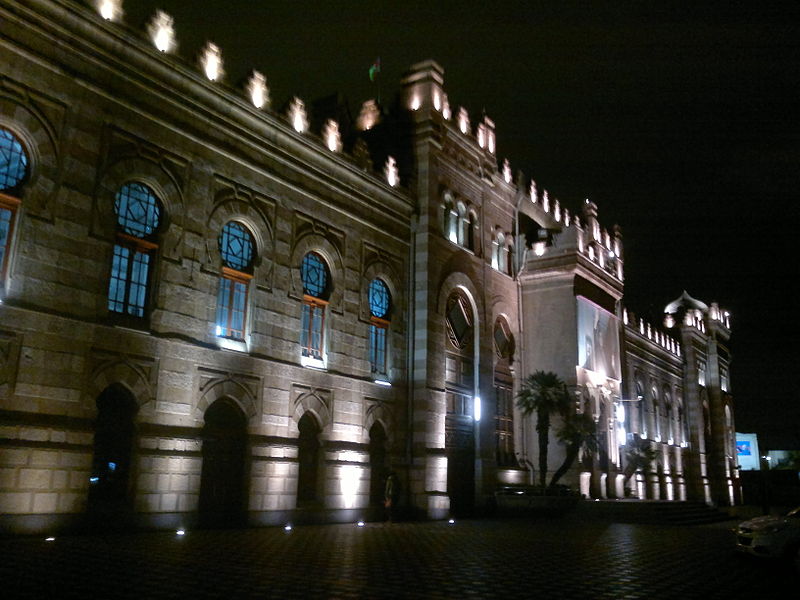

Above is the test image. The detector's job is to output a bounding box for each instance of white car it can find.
[735,506,800,562]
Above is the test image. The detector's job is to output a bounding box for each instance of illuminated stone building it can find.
[0,0,736,534]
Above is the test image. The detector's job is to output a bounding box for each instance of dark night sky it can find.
[117,1,799,448]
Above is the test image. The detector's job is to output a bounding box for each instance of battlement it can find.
[623,309,682,357]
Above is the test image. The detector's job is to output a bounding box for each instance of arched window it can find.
[494,318,515,466]
[492,232,504,271]
[650,385,660,441]
[215,222,255,339]
[466,210,477,251]
[368,278,390,377]
[300,252,331,364]
[443,192,458,243]
[0,128,28,282]
[444,289,477,515]
[635,379,645,436]
[108,182,162,318]
[456,201,467,246]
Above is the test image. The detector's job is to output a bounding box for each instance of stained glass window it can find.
[368,279,389,318]
[114,183,160,238]
[215,222,253,339]
[0,129,27,191]
[368,279,390,375]
[108,183,161,318]
[219,222,254,271]
[301,252,328,298]
[300,252,330,361]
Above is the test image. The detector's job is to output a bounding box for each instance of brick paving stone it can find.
[0,516,796,599]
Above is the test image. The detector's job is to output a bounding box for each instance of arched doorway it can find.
[369,422,388,506]
[199,398,247,528]
[87,384,138,526]
[444,289,476,517]
[297,413,321,506]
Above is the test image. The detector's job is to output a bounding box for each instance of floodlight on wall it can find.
[473,396,481,421]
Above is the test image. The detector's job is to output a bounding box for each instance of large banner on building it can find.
[577,296,621,381]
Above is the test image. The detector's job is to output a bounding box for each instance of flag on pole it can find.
[369,58,381,82]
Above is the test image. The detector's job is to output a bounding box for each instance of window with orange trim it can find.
[215,222,254,340]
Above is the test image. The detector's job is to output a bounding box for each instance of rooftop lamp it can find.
[97,0,121,21]
[148,11,176,53]
[247,71,269,109]
[201,42,222,81]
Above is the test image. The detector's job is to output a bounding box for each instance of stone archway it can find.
[297,412,322,506]
[199,398,247,528]
[87,383,138,526]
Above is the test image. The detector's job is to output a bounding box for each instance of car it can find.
[735,506,800,564]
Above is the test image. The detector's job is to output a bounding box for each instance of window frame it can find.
[215,266,252,340]
[107,182,162,322]
[0,193,20,282]
[215,222,256,342]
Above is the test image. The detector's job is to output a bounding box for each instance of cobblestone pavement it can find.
[1,516,795,599]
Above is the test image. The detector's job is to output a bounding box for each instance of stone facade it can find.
[0,0,736,534]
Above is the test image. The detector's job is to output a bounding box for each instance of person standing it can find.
[384,471,399,523]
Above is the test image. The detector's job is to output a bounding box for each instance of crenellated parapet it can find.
[524,195,624,284]
[623,309,682,357]
[663,291,732,334]
[85,1,403,191]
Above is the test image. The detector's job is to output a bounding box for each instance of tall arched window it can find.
[444,289,477,516]
[0,128,28,282]
[300,252,331,364]
[456,201,467,246]
[215,222,255,339]
[493,318,515,466]
[108,182,162,318]
[368,278,390,377]
[443,192,458,244]
[635,379,645,436]
[650,385,660,441]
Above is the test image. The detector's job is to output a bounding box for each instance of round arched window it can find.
[368,279,390,319]
[219,222,254,272]
[0,128,28,191]
[114,182,161,238]
[301,252,329,298]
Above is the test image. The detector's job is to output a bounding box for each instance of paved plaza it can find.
[1,515,795,599]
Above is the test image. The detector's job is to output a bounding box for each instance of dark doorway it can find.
[87,384,138,527]
[297,413,321,506]
[199,398,247,528]
[368,422,388,506]
[446,414,475,517]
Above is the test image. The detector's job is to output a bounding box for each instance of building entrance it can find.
[199,398,247,527]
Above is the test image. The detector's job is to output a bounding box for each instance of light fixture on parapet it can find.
[502,160,512,184]
[288,97,308,133]
[200,42,223,82]
[247,71,269,109]
[323,120,342,152]
[457,107,469,134]
[97,0,121,21]
[148,11,176,53]
[384,156,399,187]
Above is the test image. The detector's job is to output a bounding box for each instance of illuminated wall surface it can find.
[0,0,738,533]
[736,433,761,471]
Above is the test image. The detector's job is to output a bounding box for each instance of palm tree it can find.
[549,410,598,490]
[622,435,657,493]
[516,371,570,488]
